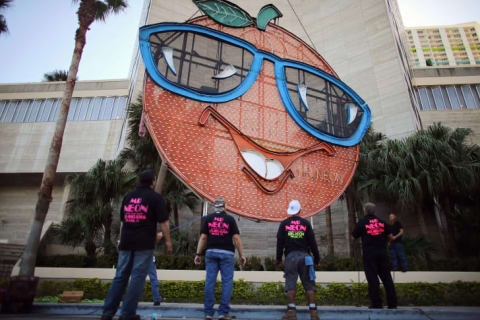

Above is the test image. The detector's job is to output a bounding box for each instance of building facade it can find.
[3,0,468,259]
[0,80,129,245]
[406,22,480,67]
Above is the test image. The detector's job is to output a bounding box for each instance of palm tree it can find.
[344,128,386,257]
[0,0,12,35]
[19,0,128,277]
[118,96,161,172]
[163,170,199,228]
[60,159,135,260]
[325,206,334,255]
[42,70,71,82]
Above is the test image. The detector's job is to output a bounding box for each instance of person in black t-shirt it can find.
[102,170,171,320]
[276,200,320,320]
[352,202,397,309]
[389,213,408,272]
[194,198,246,320]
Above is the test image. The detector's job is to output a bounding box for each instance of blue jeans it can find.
[103,249,153,318]
[204,250,235,317]
[148,257,161,303]
[390,242,408,271]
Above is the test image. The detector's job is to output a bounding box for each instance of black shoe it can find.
[368,305,383,309]
[153,300,161,306]
[401,268,408,272]
[388,306,397,309]
[100,316,113,320]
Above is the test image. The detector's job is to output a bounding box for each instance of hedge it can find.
[36,254,480,272]
[2,279,476,306]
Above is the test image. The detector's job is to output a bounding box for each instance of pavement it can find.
[1,303,480,320]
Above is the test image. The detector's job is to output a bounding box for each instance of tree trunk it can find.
[433,197,448,254]
[85,239,97,267]
[103,212,113,256]
[326,206,334,256]
[19,0,96,277]
[154,160,168,194]
[174,202,179,227]
[415,205,428,237]
[436,197,457,257]
[346,194,356,258]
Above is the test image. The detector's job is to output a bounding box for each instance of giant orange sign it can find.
[139,2,370,222]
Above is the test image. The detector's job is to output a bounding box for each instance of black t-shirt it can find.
[200,211,240,253]
[276,215,320,264]
[352,214,392,255]
[390,221,403,243]
[119,186,169,251]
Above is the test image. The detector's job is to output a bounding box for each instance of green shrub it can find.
[316,255,361,271]
[243,256,264,271]
[264,257,281,271]
[33,279,480,306]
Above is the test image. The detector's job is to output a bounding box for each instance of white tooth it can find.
[212,64,237,79]
[240,150,285,180]
[348,103,357,124]
[265,159,284,180]
[241,150,267,179]
[298,84,309,111]
[162,46,177,75]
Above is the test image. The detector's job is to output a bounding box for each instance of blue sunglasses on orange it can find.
[139,22,371,147]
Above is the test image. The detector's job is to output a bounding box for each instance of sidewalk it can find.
[1,302,480,320]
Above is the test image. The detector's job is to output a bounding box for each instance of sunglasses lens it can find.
[285,67,363,139]
[148,30,254,95]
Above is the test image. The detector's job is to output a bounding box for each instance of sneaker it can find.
[281,308,297,320]
[204,316,213,320]
[100,316,113,320]
[218,314,234,320]
[309,307,319,320]
[368,305,383,309]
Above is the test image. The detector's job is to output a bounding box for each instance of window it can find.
[446,86,461,110]
[432,87,446,110]
[461,85,477,109]
[418,88,432,110]
[0,96,127,123]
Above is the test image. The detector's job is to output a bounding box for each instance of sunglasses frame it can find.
[139,22,371,147]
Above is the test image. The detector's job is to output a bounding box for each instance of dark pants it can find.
[363,251,397,308]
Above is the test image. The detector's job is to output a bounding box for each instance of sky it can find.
[0,0,479,84]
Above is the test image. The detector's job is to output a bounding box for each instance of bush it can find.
[33,279,480,306]
[243,256,264,271]
[316,255,361,271]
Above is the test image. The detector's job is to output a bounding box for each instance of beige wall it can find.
[420,109,480,145]
[0,120,124,173]
[0,80,130,245]
[0,175,67,244]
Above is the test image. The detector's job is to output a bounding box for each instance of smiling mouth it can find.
[199,106,336,194]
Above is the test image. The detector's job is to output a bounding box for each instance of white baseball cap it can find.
[287,200,301,215]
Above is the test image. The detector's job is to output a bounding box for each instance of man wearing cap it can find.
[194,198,246,320]
[101,170,172,320]
[276,200,320,320]
[352,202,397,309]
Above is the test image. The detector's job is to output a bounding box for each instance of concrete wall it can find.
[11,266,480,284]
[420,109,480,145]
[0,80,130,245]
[0,173,68,244]
[0,120,124,173]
